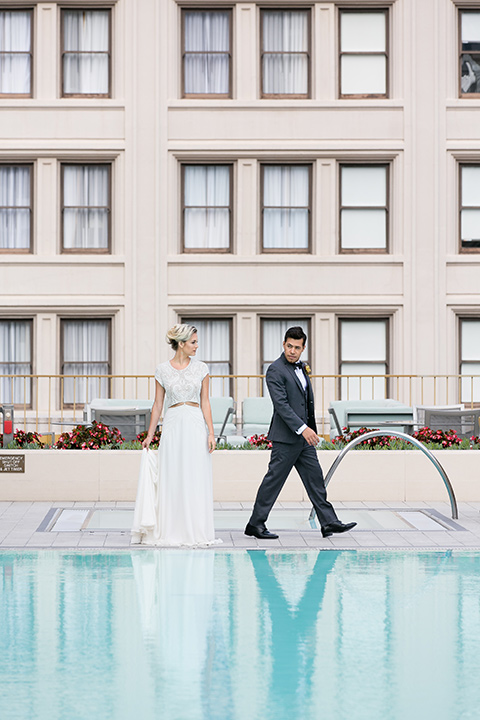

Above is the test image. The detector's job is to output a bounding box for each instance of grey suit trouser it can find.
[249,440,339,529]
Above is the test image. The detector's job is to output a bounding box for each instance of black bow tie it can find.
[293,362,303,369]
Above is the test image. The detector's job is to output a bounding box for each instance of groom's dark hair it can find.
[284,326,307,346]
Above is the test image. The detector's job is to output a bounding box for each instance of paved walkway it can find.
[1,500,480,550]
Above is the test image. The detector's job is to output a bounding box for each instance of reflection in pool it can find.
[1,550,480,720]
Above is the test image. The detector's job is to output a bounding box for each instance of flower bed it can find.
[2,424,480,452]
[325,426,480,451]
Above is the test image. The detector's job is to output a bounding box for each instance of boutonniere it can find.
[304,363,312,376]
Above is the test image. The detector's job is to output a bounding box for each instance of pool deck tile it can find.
[0,501,479,551]
[398,532,441,547]
[353,532,388,547]
[26,532,58,547]
[51,532,81,547]
[373,532,412,547]
[278,533,308,547]
[78,532,107,547]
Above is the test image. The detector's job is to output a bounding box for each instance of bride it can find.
[131,323,221,547]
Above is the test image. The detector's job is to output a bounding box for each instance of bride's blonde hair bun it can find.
[166,323,197,351]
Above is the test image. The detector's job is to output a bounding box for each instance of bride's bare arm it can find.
[142,380,165,448]
[200,375,216,453]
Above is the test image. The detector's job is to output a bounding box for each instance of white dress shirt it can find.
[294,365,308,435]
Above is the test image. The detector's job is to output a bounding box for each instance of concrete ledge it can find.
[0,449,478,502]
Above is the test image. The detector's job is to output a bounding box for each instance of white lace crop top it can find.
[155,359,209,411]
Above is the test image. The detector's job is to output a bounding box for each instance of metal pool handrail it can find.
[310,430,458,521]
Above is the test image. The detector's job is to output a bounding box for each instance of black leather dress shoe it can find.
[321,521,357,538]
[245,523,279,540]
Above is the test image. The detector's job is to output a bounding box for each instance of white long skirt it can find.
[131,404,221,547]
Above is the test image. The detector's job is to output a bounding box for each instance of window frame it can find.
[458,316,480,407]
[60,317,112,409]
[458,8,480,98]
[181,316,233,395]
[459,162,480,253]
[60,7,112,99]
[260,7,311,100]
[339,162,390,254]
[338,7,389,100]
[0,317,34,409]
[60,162,112,254]
[338,316,390,400]
[181,162,233,254]
[260,316,311,373]
[0,7,33,98]
[0,162,33,254]
[181,7,233,99]
[260,162,312,254]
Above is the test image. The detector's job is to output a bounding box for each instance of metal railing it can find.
[1,372,479,437]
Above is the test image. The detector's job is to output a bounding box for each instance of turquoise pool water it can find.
[1,550,480,720]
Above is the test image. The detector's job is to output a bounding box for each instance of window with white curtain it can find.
[0,320,32,405]
[183,10,231,97]
[62,9,111,96]
[460,11,480,95]
[262,165,310,251]
[340,165,388,251]
[339,318,388,400]
[183,165,231,251]
[0,165,32,251]
[61,319,110,405]
[460,165,480,251]
[460,319,480,403]
[262,318,310,376]
[181,318,231,396]
[339,10,388,98]
[0,10,32,96]
[261,9,310,97]
[62,164,110,252]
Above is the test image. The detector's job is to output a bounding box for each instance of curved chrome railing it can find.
[310,430,458,521]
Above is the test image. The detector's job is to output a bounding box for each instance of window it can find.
[261,9,310,98]
[61,319,111,406]
[261,165,311,251]
[0,320,32,405]
[62,9,111,96]
[182,9,231,97]
[0,165,32,252]
[339,9,388,98]
[262,318,310,376]
[182,165,232,251]
[339,318,388,400]
[460,10,480,95]
[340,164,388,252]
[62,164,110,252]
[181,318,231,396]
[0,10,32,96]
[460,164,480,251]
[460,319,480,404]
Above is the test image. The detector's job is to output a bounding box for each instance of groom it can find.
[245,326,356,540]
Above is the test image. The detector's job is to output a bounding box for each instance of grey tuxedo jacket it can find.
[266,353,317,444]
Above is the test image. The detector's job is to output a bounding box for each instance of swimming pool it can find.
[1,550,480,720]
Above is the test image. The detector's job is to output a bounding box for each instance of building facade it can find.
[1,0,480,412]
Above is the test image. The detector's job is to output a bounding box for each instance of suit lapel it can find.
[282,354,305,395]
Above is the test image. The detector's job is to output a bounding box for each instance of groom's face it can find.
[283,337,306,364]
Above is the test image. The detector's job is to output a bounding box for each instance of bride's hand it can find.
[208,433,216,453]
[142,435,152,449]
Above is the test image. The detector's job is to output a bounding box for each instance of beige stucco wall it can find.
[0,0,479,392]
